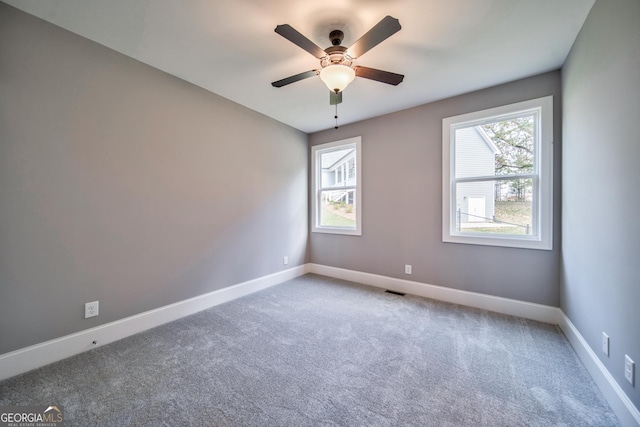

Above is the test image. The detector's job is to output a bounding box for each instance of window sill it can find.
[443,233,552,250]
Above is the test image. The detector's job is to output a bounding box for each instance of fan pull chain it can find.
[334,103,339,129]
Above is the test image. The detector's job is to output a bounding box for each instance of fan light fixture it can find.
[320,64,356,93]
[272,16,404,128]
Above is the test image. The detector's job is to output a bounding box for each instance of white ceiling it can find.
[4,0,595,133]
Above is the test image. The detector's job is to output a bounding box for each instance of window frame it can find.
[442,96,553,250]
[311,137,362,236]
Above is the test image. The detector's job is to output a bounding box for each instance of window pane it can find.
[454,114,535,179]
[319,189,356,228]
[455,178,533,235]
[320,147,356,188]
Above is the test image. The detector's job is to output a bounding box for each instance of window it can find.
[312,137,362,235]
[442,96,553,250]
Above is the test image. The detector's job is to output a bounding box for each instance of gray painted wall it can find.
[309,72,562,306]
[0,4,308,354]
[561,0,640,409]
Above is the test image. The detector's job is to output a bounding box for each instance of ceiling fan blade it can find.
[355,66,404,85]
[271,70,319,88]
[329,91,343,105]
[275,24,327,59]
[346,16,401,59]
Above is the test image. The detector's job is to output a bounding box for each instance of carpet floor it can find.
[0,274,620,426]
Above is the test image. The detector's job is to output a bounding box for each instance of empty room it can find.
[1,0,638,425]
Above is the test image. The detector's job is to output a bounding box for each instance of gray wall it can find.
[561,0,640,409]
[0,3,308,354]
[309,71,562,306]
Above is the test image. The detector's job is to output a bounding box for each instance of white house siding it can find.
[454,127,496,222]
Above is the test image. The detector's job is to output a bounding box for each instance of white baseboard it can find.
[559,314,640,427]
[0,265,309,382]
[308,264,561,324]
[308,264,639,426]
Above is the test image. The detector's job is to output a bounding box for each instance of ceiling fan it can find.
[271,16,404,105]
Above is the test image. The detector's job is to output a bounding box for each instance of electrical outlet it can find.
[85,301,99,318]
[283,256,288,265]
[625,355,635,386]
[602,332,609,356]
[405,264,412,275]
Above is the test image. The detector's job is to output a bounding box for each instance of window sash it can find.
[452,109,540,180]
[317,189,358,229]
[450,176,540,238]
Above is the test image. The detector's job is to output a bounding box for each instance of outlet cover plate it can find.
[85,301,99,318]
[602,332,609,356]
[625,355,635,386]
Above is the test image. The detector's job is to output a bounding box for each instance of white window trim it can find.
[442,96,553,250]
[312,137,362,236]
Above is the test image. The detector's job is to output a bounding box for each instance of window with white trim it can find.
[312,137,362,235]
[442,96,553,250]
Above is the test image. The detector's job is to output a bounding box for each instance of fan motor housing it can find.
[322,45,352,68]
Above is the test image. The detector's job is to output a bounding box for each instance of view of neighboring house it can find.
[454,126,499,225]
[321,147,356,205]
